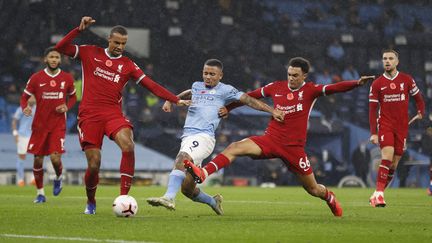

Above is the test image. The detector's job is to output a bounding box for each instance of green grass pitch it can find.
[0,185,431,243]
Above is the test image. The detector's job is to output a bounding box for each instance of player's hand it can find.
[408,112,423,125]
[369,134,378,145]
[272,109,284,123]
[162,101,173,112]
[176,100,191,106]
[79,16,96,31]
[55,104,68,113]
[357,75,375,85]
[23,106,32,117]
[218,107,228,119]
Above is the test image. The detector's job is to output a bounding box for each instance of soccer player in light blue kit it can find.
[11,96,36,186]
[147,59,284,214]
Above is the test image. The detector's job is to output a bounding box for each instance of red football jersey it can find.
[72,45,145,119]
[369,71,420,133]
[259,81,327,146]
[24,68,76,131]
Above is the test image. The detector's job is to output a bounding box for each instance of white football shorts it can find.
[179,133,215,166]
[17,135,30,155]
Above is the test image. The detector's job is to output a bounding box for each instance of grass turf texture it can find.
[0,186,431,243]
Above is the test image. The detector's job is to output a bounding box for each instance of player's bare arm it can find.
[79,16,96,31]
[162,89,192,112]
[357,75,376,85]
[239,94,284,122]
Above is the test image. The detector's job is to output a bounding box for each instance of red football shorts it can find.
[77,114,132,150]
[27,129,66,156]
[249,134,312,175]
[378,127,406,156]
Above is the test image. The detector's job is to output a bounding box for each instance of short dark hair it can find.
[204,59,223,71]
[382,49,399,58]
[288,57,310,74]
[44,46,60,57]
[110,25,128,36]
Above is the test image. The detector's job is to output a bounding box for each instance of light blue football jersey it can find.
[13,106,34,137]
[182,81,244,138]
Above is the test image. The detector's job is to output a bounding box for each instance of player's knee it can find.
[120,140,134,152]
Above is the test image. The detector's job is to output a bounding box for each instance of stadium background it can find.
[0,0,431,188]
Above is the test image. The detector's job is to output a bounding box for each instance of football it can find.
[112,195,138,217]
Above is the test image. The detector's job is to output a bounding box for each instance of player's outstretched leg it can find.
[325,190,342,217]
[147,169,185,210]
[184,160,207,183]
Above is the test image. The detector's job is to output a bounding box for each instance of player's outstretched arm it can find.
[55,17,95,57]
[239,93,284,122]
[162,89,192,112]
[79,16,96,31]
[324,75,375,95]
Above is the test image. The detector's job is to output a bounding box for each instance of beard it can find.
[47,63,59,71]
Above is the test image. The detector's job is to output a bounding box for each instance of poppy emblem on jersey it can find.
[287,93,294,100]
[105,60,113,67]
[50,80,56,87]
[200,90,207,94]
[390,83,396,89]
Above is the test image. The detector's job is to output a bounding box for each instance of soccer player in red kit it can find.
[55,16,190,214]
[20,47,77,203]
[185,57,375,217]
[368,50,425,207]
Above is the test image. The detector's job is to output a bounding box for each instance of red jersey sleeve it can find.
[129,61,145,82]
[55,27,80,58]
[408,76,425,115]
[261,82,276,97]
[24,75,37,96]
[369,79,379,103]
[368,80,379,134]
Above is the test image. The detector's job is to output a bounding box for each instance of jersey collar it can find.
[287,81,305,92]
[383,71,399,80]
[105,48,122,59]
[44,68,61,78]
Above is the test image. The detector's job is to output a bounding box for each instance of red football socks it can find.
[120,151,135,195]
[85,169,99,204]
[376,159,392,191]
[33,163,44,189]
[385,168,395,188]
[204,154,231,175]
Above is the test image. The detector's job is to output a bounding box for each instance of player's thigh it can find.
[225,137,263,158]
[393,133,407,156]
[77,119,105,150]
[179,134,215,166]
[28,130,49,156]
[279,146,313,176]
[113,127,134,151]
[17,136,30,155]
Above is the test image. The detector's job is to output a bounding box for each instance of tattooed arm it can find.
[162,89,192,112]
[239,93,284,122]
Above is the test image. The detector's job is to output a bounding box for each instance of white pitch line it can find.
[0,234,158,243]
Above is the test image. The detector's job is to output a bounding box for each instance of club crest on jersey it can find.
[209,89,216,94]
[60,81,65,89]
[400,83,404,91]
[390,83,396,89]
[50,80,56,87]
[105,60,113,67]
[117,64,123,73]
[298,91,304,100]
[287,93,294,100]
